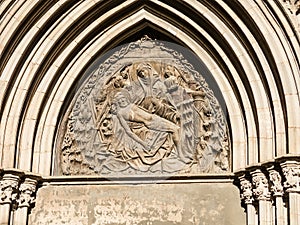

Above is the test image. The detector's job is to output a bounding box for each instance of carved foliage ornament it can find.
[18,179,37,208]
[239,177,254,204]
[58,37,230,176]
[252,171,271,201]
[281,0,300,15]
[0,175,19,205]
[282,164,300,192]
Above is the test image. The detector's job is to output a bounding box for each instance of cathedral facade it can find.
[0,1,300,224]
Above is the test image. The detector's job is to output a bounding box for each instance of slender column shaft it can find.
[0,204,10,225]
[258,200,272,225]
[13,207,28,225]
[247,204,258,225]
[280,160,300,225]
[288,192,300,225]
[251,169,272,225]
[275,197,287,225]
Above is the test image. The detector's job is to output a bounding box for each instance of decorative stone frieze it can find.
[0,170,41,208]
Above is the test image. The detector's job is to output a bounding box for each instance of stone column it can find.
[0,174,20,225]
[280,161,300,225]
[251,169,272,225]
[239,174,257,225]
[13,178,38,225]
[268,167,286,225]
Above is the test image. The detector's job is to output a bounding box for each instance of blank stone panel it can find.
[29,182,246,225]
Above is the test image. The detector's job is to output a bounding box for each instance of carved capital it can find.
[239,175,254,204]
[0,174,20,205]
[251,170,271,201]
[281,0,300,15]
[18,178,38,208]
[280,161,300,193]
[268,169,284,197]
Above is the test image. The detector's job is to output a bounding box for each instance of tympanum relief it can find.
[58,37,230,176]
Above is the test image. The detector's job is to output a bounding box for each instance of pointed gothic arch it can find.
[0,1,299,224]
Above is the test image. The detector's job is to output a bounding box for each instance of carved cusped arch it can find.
[56,37,231,176]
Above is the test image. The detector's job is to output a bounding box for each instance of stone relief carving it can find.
[18,179,37,208]
[239,177,254,204]
[281,164,300,191]
[269,170,284,197]
[281,0,300,15]
[251,171,271,201]
[59,37,230,176]
[0,175,19,205]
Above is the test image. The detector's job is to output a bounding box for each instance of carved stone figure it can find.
[0,175,19,205]
[251,170,271,201]
[281,164,300,191]
[58,37,230,176]
[239,177,254,204]
[18,179,37,208]
[269,170,284,197]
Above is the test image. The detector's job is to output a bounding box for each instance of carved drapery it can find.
[57,37,231,176]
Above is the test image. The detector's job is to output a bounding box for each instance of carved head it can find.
[100,118,113,136]
[136,62,152,78]
[113,89,131,108]
[164,65,175,78]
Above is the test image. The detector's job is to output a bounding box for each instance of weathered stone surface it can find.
[29,182,245,225]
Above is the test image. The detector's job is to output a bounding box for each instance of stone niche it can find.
[29,180,245,225]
